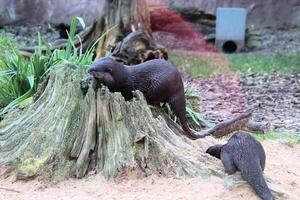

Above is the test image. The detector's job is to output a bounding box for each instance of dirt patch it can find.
[186,74,247,125]
[0,140,299,200]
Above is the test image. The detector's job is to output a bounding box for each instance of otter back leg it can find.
[259,146,266,171]
[240,163,274,200]
[220,152,237,174]
[168,92,197,139]
[260,155,266,171]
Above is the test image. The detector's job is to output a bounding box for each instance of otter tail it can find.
[241,165,274,200]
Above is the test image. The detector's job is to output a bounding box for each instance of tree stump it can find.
[0,65,224,181]
[109,30,168,65]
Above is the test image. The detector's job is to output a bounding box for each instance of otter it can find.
[206,131,274,200]
[87,56,208,140]
[54,23,82,39]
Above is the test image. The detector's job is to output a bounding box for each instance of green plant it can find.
[0,39,31,106]
[49,17,117,69]
[0,17,102,116]
[49,17,93,68]
[162,82,212,131]
[0,36,17,60]
[0,32,57,114]
[0,16,117,116]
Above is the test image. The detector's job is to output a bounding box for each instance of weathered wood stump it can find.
[0,65,224,181]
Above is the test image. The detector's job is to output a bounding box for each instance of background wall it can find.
[0,0,103,25]
[0,0,299,29]
[158,0,300,28]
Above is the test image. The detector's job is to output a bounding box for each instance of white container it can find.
[215,8,247,53]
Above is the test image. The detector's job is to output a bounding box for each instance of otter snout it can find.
[87,67,96,74]
[206,144,223,159]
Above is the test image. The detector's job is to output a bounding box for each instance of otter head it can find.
[88,57,125,91]
[206,144,223,159]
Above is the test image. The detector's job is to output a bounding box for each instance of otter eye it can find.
[105,68,112,73]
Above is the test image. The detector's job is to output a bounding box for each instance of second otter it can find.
[206,131,274,200]
[87,57,208,140]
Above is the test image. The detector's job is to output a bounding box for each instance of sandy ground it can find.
[0,140,299,200]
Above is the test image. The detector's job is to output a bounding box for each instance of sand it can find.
[0,140,299,200]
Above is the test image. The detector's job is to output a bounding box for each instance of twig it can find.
[198,112,252,138]
[0,187,21,193]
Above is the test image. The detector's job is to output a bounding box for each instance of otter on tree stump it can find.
[206,131,274,200]
[86,56,209,140]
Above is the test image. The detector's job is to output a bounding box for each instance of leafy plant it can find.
[162,82,212,131]
[0,38,31,106]
[0,17,100,115]
[48,17,116,69]
[0,32,57,114]
[0,16,117,116]
[0,36,17,59]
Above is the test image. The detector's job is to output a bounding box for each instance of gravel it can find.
[240,73,300,133]
[244,27,300,56]
[186,73,300,134]
[0,24,60,47]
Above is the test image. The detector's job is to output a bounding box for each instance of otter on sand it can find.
[87,56,208,140]
[206,131,274,200]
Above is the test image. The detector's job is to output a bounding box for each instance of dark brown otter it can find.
[206,131,274,200]
[54,23,82,39]
[87,56,208,140]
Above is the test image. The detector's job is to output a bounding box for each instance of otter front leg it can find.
[121,90,133,101]
[92,78,100,92]
[80,76,93,95]
[220,151,237,174]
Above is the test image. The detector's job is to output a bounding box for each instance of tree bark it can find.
[94,0,151,58]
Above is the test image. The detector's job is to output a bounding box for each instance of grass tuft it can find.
[168,50,233,78]
[228,53,300,74]
[223,131,300,146]
[162,82,212,131]
[252,131,300,146]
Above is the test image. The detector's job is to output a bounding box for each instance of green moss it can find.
[51,160,74,182]
[63,101,83,150]
[17,156,48,176]
[133,137,148,158]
